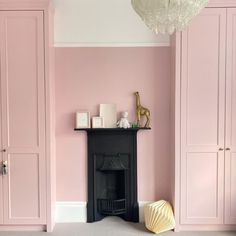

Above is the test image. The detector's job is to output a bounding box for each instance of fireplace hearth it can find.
[74,128,150,223]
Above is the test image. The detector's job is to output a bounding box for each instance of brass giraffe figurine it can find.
[134,92,151,128]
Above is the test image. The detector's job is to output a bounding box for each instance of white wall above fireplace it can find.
[54,0,170,47]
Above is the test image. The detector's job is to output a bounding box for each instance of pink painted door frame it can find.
[0,28,2,223]
[225,7,236,225]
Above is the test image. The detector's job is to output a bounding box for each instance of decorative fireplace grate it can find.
[98,199,126,215]
[98,155,129,171]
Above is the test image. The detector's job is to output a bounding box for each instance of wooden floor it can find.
[0,217,235,236]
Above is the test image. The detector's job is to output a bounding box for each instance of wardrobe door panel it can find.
[225,8,236,225]
[0,52,2,224]
[0,11,46,224]
[180,8,226,224]
[6,154,40,218]
[185,153,221,217]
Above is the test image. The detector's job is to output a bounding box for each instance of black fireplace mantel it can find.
[74,127,151,132]
[74,127,150,223]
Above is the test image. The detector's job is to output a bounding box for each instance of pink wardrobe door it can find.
[0,87,2,224]
[180,8,226,224]
[0,11,46,224]
[225,8,236,225]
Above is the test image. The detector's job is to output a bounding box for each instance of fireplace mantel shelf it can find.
[74,127,151,132]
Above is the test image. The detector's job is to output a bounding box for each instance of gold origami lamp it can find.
[144,200,175,234]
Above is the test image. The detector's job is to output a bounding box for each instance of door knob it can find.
[2,161,8,175]
[218,148,224,151]
[226,148,231,151]
[1,149,6,152]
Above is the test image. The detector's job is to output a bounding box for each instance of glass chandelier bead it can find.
[131,0,209,34]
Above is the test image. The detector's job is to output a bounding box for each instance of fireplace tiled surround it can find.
[74,128,150,223]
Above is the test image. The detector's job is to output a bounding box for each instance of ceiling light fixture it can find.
[131,0,209,34]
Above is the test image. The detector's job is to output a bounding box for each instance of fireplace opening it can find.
[95,153,128,217]
[97,170,126,215]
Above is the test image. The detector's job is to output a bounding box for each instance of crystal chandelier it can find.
[131,0,209,34]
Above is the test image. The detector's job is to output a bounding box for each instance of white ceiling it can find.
[54,0,170,47]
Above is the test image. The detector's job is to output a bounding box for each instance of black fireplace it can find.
[74,128,150,223]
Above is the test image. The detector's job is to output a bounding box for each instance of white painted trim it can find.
[138,201,154,223]
[55,202,87,223]
[54,42,170,48]
[55,201,154,223]
[55,201,236,230]
[0,225,46,231]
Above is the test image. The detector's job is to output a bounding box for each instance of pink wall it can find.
[55,47,171,201]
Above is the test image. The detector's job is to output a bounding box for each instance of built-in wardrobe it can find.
[0,0,55,232]
[171,0,236,231]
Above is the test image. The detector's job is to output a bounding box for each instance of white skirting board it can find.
[55,201,153,223]
[55,202,87,223]
[138,201,153,223]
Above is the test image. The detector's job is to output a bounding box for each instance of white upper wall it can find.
[54,0,170,47]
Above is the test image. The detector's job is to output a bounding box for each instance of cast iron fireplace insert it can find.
[74,128,150,223]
